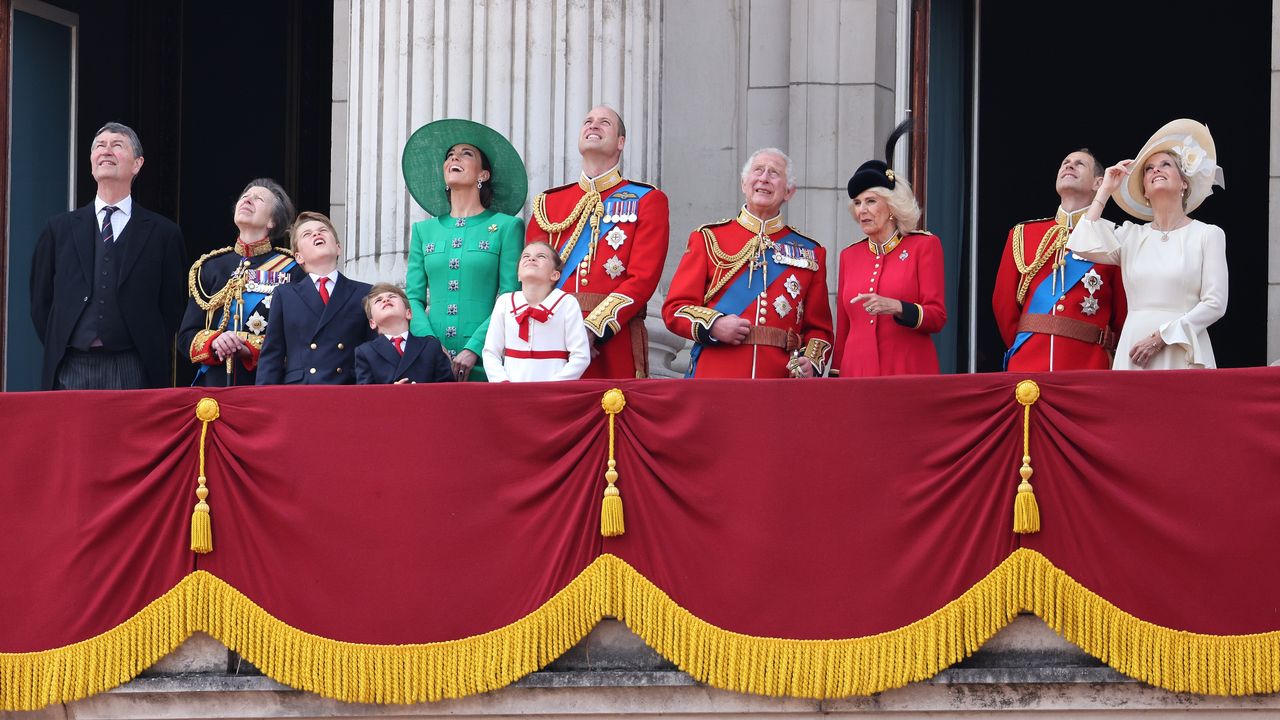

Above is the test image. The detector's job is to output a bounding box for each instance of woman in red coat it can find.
[832,159,946,377]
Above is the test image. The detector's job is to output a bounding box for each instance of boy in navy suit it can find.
[355,283,453,384]
[256,211,375,385]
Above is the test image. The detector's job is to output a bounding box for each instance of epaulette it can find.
[695,218,733,231]
[786,226,818,243]
[1013,216,1055,227]
[540,181,579,195]
[188,247,236,308]
[274,246,296,259]
[189,246,236,286]
[628,180,659,190]
[905,229,932,236]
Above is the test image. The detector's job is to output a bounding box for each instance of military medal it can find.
[773,295,792,318]
[773,243,818,271]
[603,256,625,279]
[246,312,268,335]
[605,226,627,250]
[784,274,801,299]
[1079,268,1103,316]
[626,200,637,223]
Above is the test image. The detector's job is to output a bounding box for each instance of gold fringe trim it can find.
[5,550,1280,710]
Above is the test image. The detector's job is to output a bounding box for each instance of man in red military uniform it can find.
[663,148,833,378]
[527,105,669,379]
[993,149,1126,371]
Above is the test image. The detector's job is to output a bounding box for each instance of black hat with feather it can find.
[846,119,913,199]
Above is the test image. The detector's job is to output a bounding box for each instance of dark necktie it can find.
[317,277,330,305]
[100,206,118,243]
[392,336,405,355]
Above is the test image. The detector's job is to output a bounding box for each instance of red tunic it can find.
[662,210,834,379]
[992,209,1127,372]
[526,168,669,379]
[833,231,946,377]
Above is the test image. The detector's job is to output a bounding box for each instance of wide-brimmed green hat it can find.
[402,119,528,217]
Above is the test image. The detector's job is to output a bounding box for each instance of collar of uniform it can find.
[1055,205,1088,229]
[867,231,903,257]
[235,236,275,258]
[578,166,624,193]
[736,206,785,235]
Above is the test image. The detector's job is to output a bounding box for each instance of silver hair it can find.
[741,147,798,191]
[93,122,143,157]
[850,178,921,231]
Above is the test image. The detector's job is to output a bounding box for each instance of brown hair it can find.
[524,240,564,270]
[289,211,340,254]
[362,282,410,321]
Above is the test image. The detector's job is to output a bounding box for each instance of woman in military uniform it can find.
[179,178,301,385]
[402,120,528,381]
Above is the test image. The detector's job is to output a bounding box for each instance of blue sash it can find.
[556,183,652,289]
[1003,253,1093,369]
[686,229,810,377]
[193,255,298,384]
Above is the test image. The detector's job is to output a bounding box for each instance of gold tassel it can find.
[1012,380,1041,534]
[600,388,627,537]
[191,397,220,553]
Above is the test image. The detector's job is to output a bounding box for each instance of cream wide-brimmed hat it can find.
[1115,118,1225,220]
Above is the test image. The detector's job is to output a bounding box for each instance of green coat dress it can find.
[406,209,523,381]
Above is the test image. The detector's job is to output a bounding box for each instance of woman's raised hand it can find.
[1098,159,1134,198]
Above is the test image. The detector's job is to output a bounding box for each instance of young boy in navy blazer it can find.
[355,283,453,384]
[256,211,375,385]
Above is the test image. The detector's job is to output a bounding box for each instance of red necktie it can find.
[514,305,550,342]
[317,277,330,304]
[391,336,405,355]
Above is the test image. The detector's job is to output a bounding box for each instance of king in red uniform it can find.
[993,149,1126,371]
[527,105,669,379]
[663,148,833,379]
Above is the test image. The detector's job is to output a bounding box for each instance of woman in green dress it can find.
[403,119,528,381]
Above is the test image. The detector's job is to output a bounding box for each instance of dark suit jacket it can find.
[355,333,455,384]
[29,202,187,390]
[255,272,375,385]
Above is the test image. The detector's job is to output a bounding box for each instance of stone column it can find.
[653,0,902,376]
[331,0,663,285]
[787,0,900,320]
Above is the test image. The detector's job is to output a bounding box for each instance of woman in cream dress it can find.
[1067,119,1227,369]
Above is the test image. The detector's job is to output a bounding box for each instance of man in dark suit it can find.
[256,211,375,385]
[355,283,454,384]
[29,122,187,390]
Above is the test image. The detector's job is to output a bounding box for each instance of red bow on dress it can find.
[514,305,550,342]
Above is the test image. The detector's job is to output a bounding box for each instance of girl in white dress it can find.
[1067,119,1227,369]
[483,241,591,382]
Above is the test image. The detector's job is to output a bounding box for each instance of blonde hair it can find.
[1143,150,1191,211]
[850,179,921,231]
